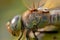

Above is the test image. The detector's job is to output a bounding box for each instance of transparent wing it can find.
[22,0,47,10]
[43,0,60,10]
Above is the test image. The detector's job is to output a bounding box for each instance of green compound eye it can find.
[6,15,21,36]
[11,15,21,31]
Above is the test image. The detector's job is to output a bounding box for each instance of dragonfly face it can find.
[6,0,60,40]
[6,15,21,36]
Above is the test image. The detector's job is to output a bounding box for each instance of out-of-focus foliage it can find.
[0,0,15,9]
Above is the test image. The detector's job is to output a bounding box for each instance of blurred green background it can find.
[0,0,60,40]
[0,0,27,40]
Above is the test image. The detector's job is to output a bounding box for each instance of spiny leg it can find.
[18,31,23,40]
[26,30,31,40]
[18,29,25,40]
[26,29,39,40]
[33,31,38,40]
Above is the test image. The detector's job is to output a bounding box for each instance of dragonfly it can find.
[6,0,60,40]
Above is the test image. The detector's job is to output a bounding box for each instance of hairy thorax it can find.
[22,10,49,29]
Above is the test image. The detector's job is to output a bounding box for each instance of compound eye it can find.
[6,15,21,36]
[11,15,21,30]
[11,16,19,28]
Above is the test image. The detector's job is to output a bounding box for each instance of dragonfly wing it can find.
[23,0,47,10]
[43,0,60,10]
